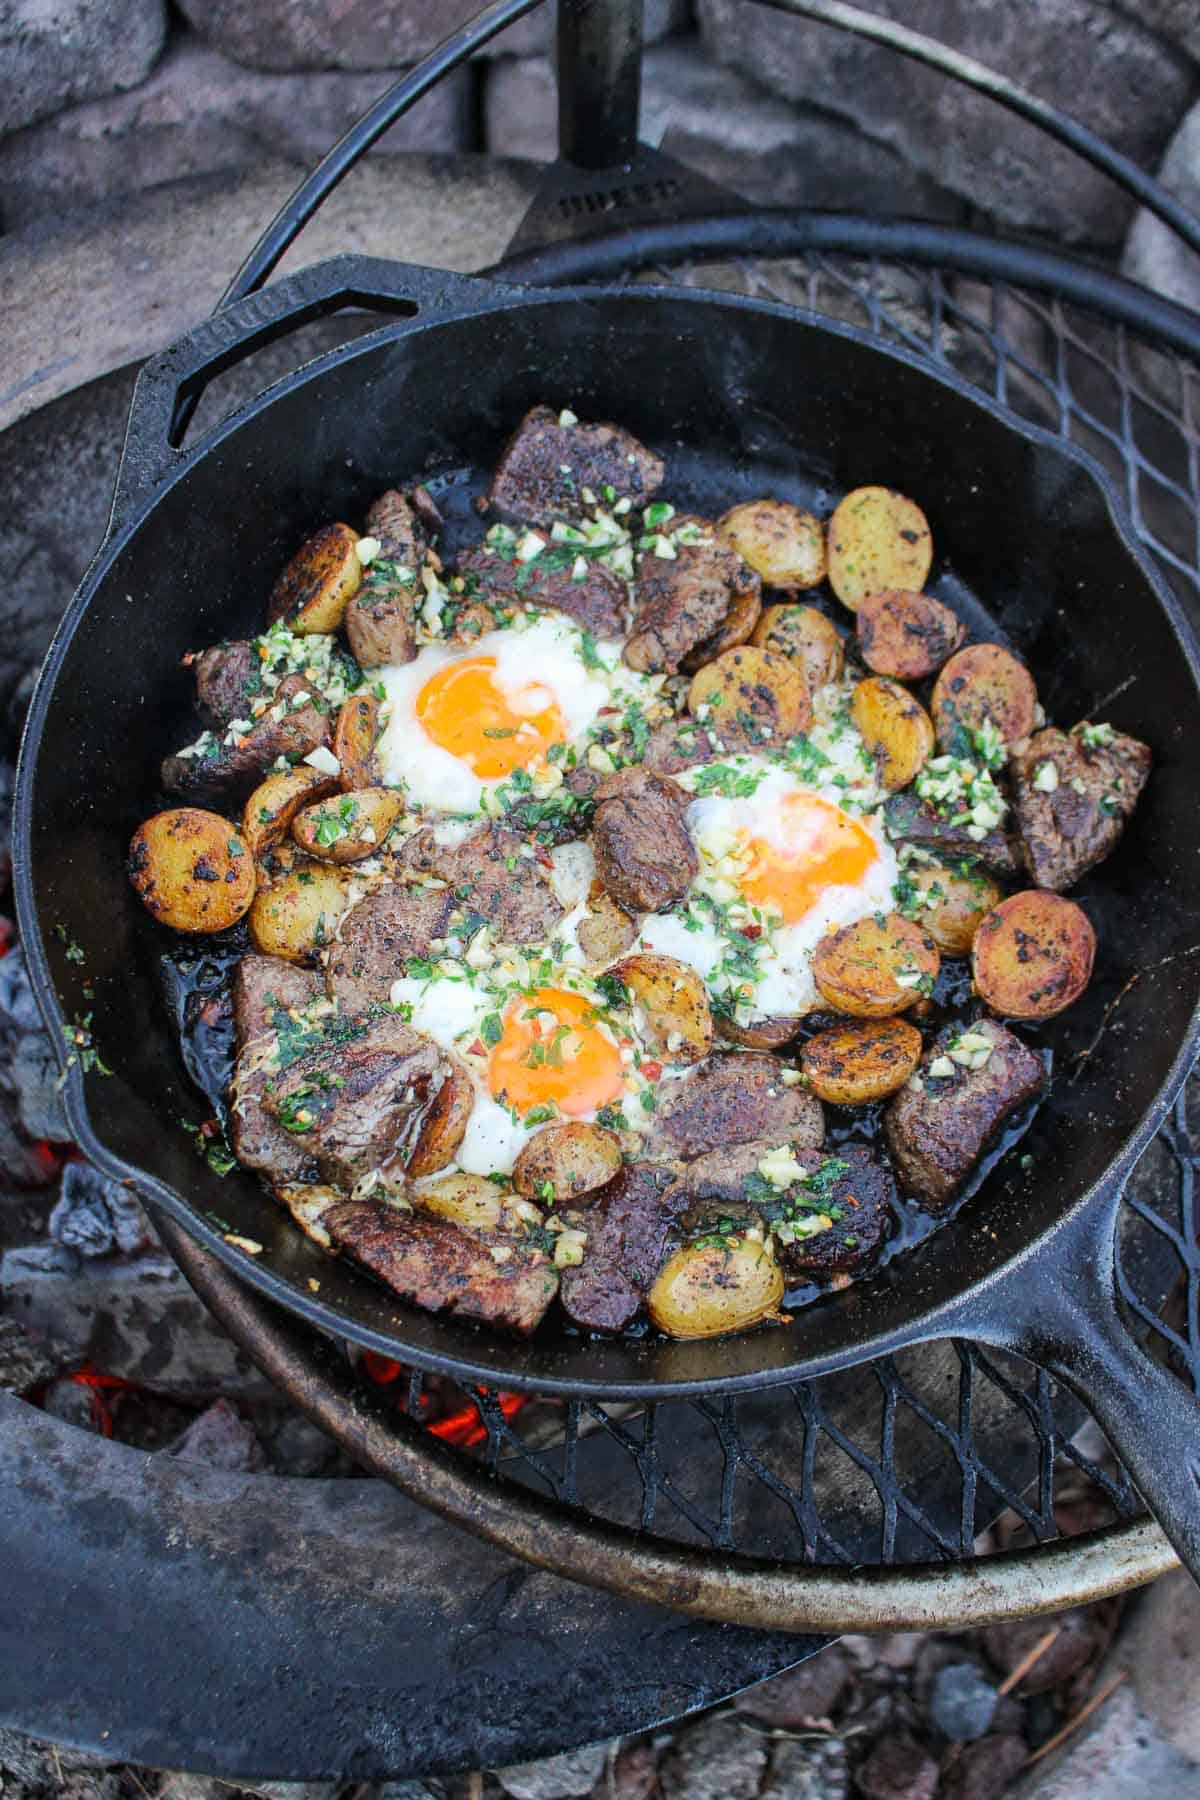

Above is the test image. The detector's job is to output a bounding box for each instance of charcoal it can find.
[50,1160,148,1257]
[12,1029,68,1141]
[169,1396,266,1472]
[0,1314,61,1394]
[40,1372,103,1433]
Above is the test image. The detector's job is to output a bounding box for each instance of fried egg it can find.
[374,613,652,815]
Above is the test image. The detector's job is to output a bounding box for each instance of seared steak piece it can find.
[773,1147,894,1278]
[592,767,697,912]
[625,518,760,674]
[457,546,627,638]
[193,640,260,729]
[1011,723,1151,892]
[397,825,563,944]
[884,789,1022,878]
[503,767,599,847]
[884,1018,1044,1205]
[162,674,332,800]
[646,1052,825,1162]
[345,485,442,669]
[486,404,664,528]
[326,884,457,1015]
[265,1014,457,1190]
[558,1162,687,1333]
[230,955,322,1186]
[642,717,720,775]
[324,1201,558,1336]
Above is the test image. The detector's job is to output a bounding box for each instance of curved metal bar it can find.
[158,1212,1179,1633]
[220,0,549,309]
[754,0,1200,258]
[491,210,1200,362]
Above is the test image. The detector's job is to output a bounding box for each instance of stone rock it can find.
[170,1395,266,1471]
[1005,1679,1200,1799]
[495,1740,610,1798]
[0,0,167,136]
[659,1713,768,1800]
[940,1733,1029,1800]
[855,1734,939,1800]
[1122,99,1200,314]
[928,1662,999,1744]
[761,1735,849,1800]
[1111,0,1200,66]
[0,37,474,228]
[1120,1568,1200,1763]
[608,1740,659,1800]
[734,1647,851,1728]
[697,0,1196,246]
[50,1159,149,1257]
[981,1610,1100,1697]
[0,1313,61,1392]
[176,0,684,71]
[485,38,962,219]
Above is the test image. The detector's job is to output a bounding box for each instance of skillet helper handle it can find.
[109,254,513,533]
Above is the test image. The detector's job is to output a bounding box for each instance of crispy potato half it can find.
[242,766,338,860]
[973,890,1096,1020]
[576,890,638,969]
[291,788,404,864]
[248,860,348,963]
[406,1059,473,1179]
[751,603,845,691]
[932,644,1038,754]
[799,1016,923,1105]
[856,590,965,681]
[610,953,714,1064]
[688,645,811,745]
[413,1171,503,1235]
[333,693,383,791]
[683,574,763,668]
[267,522,362,633]
[128,809,255,933]
[718,499,826,590]
[851,676,935,790]
[512,1122,623,1202]
[813,912,940,1016]
[648,1239,785,1340]
[902,860,1003,955]
[827,486,933,612]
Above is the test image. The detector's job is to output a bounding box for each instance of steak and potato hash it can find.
[128,405,1150,1342]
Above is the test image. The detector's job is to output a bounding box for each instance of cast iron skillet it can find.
[15,255,1200,1576]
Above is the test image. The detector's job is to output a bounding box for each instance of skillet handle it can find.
[108,254,522,534]
[966,1177,1200,1584]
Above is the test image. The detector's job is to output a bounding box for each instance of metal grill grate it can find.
[379,250,1200,1575]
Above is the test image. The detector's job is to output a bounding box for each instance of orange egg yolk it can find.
[488,988,625,1118]
[416,656,566,778]
[738,792,878,924]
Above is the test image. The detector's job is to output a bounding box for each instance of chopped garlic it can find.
[1033,760,1059,793]
[928,1055,956,1079]
[490,1246,513,1265]
[558,408,579,428]
[553,1229,588,1269]
[587,743,616,774]
[756,1145,808,1190]
[515,530,546,564]
[224,1234,263,1255]
[356,535,382,565]
[303,745,341,777]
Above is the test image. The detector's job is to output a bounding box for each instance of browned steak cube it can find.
[646,1052,825,1162]
[396,825,563,944]
[591,766,697,912]
[503,767,599,847]
[324,1201,558,1336]
[1010,723,1151,892]
[558,1162,687,1333]
[345,485,442,669]
[366,485,441,566]
[625,518,760,675]
[486,404,664,528]
[229,954,322,1186]
[326,885,457,1016]
[265,1015,455,1191]
[679,1143,892,1276]
[162,674,332,801]
[456,545,627,638]
[883,1018,1044,1205]
[884,789,1022,878]
[642,717,721,775]
[193,640,260,729]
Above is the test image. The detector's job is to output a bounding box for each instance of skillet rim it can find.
[15,274,1200,1399]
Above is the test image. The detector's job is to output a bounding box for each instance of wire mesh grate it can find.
[380,251,1199,1573]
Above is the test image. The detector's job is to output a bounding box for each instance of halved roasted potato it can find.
[683,574,763,667]
[576,890,638,969]
[609,953,714,1064]
[687,645,811,745]
[813,912,940,1016]
[648,1238,785,1340]
[851,676,935,790]
[902,860,1003,955]
[333,692,383,791]
[799,1016,923,1105]
[827,487,933,612]
[247,860,348,963]
[267,522,362,632]
[242,766,338,859]
[932,643,1038,755]
[751,603,845,692]
[291,788,404,864]
[973,890,1096,1019]
[856,589,965,680]
[413,1171,503,1234]
[407,1058,473,1179]
[718,500,826,591]
[128,809,255,933]
[512,1122,623,1202]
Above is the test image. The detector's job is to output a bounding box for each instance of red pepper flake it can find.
[466,1037,486,1058]
[739,923,763,939]
[198,1117,221,1140]
[535,849,554,869]
[641,1059,662,1081]
[180,651,199,667]
[597,705,620,716]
